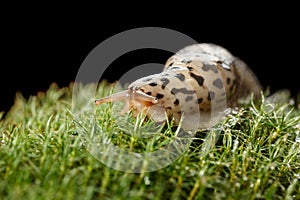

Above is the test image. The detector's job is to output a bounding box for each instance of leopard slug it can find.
[95,43,262,130]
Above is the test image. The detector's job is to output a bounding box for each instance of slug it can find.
[95,43,262,130]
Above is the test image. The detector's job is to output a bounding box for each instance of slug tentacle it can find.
[95,90,129,105]
[95,88,159,115]
[95,89,158,105]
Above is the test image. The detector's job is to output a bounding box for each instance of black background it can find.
[1,5,299,114]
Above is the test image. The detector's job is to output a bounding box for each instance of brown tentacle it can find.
[95,90,129,105]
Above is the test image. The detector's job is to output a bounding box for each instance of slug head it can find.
[95,86,167,123]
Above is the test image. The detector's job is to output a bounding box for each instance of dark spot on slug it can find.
[207,91,215,101]
[202,64,218,73]
[175,73,185,81]
[187,66,193,71]
[185,96,193,102]
[174,99,179,105]
[213,78,223,89]
[196,98,204,104]
[169,62,174,66]
[146,92,152,95]
[226,77,231,85]
[171,88,195,95]
[156,93,164,99]
[149,82,157,87]
[160,78,170,89]
[166,106,172,110]
[216,61,223,65]
[189,73,204,87]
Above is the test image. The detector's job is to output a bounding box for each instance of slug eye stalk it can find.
[95,89,158,105]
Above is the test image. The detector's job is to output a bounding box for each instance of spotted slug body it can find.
[95,43,262,130]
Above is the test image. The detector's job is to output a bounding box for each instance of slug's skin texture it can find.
[95,43,262,130]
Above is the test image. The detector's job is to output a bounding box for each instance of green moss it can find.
[0,82,299,199]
